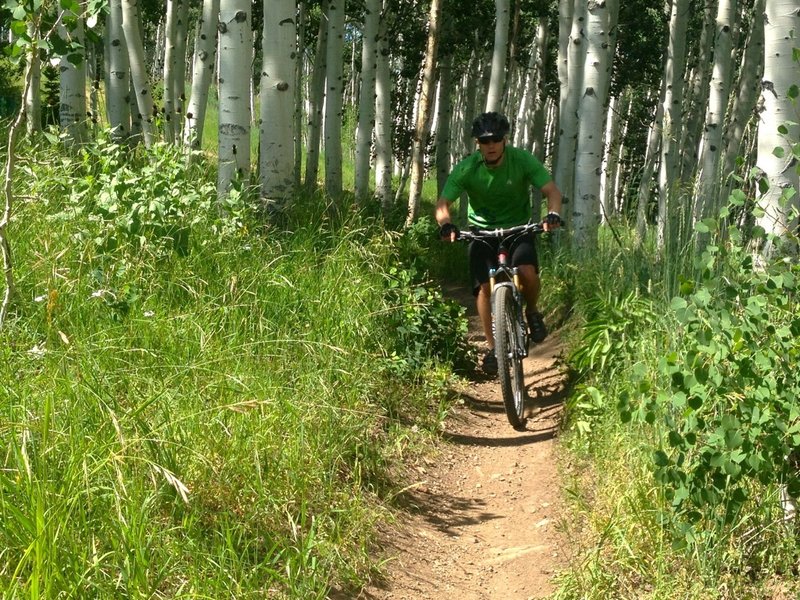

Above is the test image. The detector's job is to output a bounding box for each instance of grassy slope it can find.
[0,136,461,598]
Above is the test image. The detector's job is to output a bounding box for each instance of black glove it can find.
[439,222,459,240]
[544,212,562,227]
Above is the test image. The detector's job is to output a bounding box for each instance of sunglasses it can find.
[478,135,504,144]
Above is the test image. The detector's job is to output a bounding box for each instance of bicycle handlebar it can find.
[456,221,545,242]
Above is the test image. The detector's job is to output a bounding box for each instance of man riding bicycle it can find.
[435,111,563,375]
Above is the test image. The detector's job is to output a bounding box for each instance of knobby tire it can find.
[494,285,526,430]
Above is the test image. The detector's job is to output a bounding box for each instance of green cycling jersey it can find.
[440,145,553,229]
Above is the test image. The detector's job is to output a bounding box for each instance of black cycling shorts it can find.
[468,231,539,296]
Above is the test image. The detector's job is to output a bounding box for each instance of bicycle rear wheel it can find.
[494,285,527,430]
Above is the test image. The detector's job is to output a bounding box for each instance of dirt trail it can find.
[357,285,570,600]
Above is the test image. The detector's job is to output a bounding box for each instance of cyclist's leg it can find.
[510,233,540,309]
[469,239,499,372]
[517,264,540,311]
[476,282,493,348]
[511,235,548,342]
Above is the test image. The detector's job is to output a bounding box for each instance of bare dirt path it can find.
[357,285,570,600]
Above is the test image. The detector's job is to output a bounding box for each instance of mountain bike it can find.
[458,222,545,431]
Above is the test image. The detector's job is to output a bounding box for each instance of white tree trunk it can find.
[514,20,548,152]
[324,0,345,200]
[554,0,585,208]
[259,0,297,209]
[513,45,536,150]
[217,0,252,196]
[484,0,510,113]
[656,0,689,248]
[106,0,131,141]
[304,0,327,190]
[693,0,737,222]
[755,0,800,239]
[24,21,41,135]
[461,51,480,155]
[678,0,714,182]
[530,22,549,159]
[354,0,380,203]
[612,90,633,215]
[572,0,618,250]
[720,0,765,206]
[502,0,522,118]
[183,0,220,150]
[174,0,189,134]
[406,0,442,225]
[121,0,155,145]
[599,94,618,223]
[294,2,306,189]
[152,21,165,81]
[59,7,88,146]
[435,55,453,196]
[374,0,393,213]
[634,89,661,241]
[457,51,481,224]
[163,0,178,142]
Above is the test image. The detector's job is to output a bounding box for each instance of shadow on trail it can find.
[388,473,504,539]
[444,426,557,447]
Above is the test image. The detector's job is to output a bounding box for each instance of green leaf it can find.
[10,19,27,37]
[670,297,688,310]
[653,450,669,467]
[671,371,685,389]
[747,452,762,471]
[673,485,689,506]
[671,392,686,409]
[709,453,725,468]
[729,449,746,464]
[693,288,712,306]
[724,460,741,477]
[668,431,684,447]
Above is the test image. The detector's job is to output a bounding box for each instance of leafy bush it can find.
[55,137,232,259]
[639,222,800,557]
[383,263,472,376]
[567,206,800,580]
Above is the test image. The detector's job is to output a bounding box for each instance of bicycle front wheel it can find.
[494,285,527,430]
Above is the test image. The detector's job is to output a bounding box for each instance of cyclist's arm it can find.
[435,197,452,227]
[435,197,459,241]
[540,180,563,230]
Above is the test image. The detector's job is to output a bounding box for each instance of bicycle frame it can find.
[459,222,545,357]
[456,222,545,429]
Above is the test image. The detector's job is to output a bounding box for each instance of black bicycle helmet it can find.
[471,112,510,140]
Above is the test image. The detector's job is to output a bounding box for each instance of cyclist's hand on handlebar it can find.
[543,211,563,232]
[439,222,459,242]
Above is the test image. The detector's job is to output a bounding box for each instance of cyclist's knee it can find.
[517,263,537,277]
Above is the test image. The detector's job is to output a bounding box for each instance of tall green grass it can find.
[0,135,467,598]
